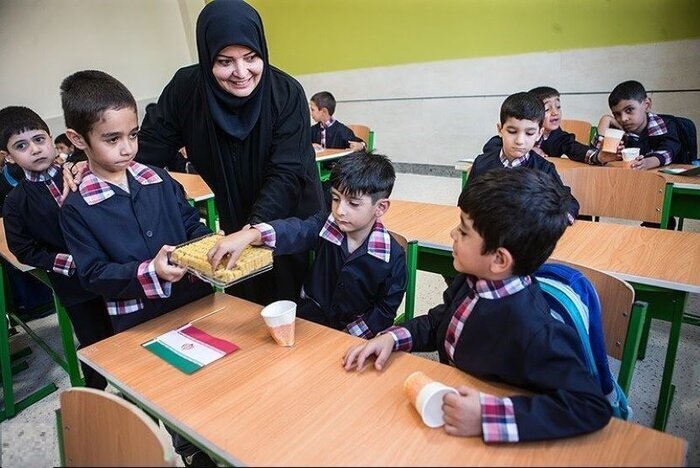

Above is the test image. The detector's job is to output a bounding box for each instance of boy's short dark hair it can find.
[0,106,50,152]
[529,86,560,102]
[608,80,647,108]
[310,91,336,116]
[60,70,137,141]
[329,151,395,203]
[458,168,569,276]
[500,92,545,126]
[54,133,72,147]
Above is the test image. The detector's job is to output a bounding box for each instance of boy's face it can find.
[542,96,562,133]
[330,188,387,234]
[497,117,543,160]
[55,142,73,155]
[450,212,499,278]
[610,97,650,135]
[309,101,327,124]
[72,108,139,178]
[2,129,56,173]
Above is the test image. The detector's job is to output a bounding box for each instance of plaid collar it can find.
[79,161,162,206]
[646,112,667,137]
[499,150,530,168]
[23,164,60,182]
[465,274,532,300]
[319,213,391,262]
[320,117,336,129]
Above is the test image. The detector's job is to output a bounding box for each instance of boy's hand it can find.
[348,141,365,152]
[208,228,262,270]
[312,143,323,151]
[597,115,621,133]
[531,146,547,158]
[154,245,187,282]
[62,161,88,197]
[631,156,660,171]
[342,333,395,372]
[442,386,482,437]
[598,150,622,164]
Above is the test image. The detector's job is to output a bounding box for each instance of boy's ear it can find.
[374,198,391,218]
[642,96,652,112]
[0,150,11,164]
[65,129,88,150]
[496,122,502,134]
[536,126,544,139]
[490,246,514,276]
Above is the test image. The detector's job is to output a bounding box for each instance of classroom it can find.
[0,0,698,466]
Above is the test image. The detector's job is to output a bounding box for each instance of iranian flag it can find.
[143,324,239,374]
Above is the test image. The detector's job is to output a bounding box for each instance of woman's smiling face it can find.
[211,44,264,97]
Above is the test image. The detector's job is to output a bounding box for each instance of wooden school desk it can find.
[169,172,217,231]
[315,148,356,182]
[382,199,700,432]
[79,292,686,466]
[0,220,83,421]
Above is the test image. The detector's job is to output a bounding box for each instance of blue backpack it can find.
[535,263,631,420]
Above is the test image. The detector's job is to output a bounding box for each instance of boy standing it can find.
[0,106,113,389]
[209,152,406,338]
[595,80,683,170]
[310,91,366,151]
[471,92,580,221]
[344,168,611,442]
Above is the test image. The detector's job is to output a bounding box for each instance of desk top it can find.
[0,219,33,272]
[169,172,214,202]
[383,200,700,293]
[79,292,686,466]
[315,148,355,162]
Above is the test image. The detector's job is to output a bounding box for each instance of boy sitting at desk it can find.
[209,152,406,338]
[343,168,611,442]
[472,92,580,221]
[0,106,113,389]
[310,91,366,151]
[595,80,683,171]
[483,87,619,165]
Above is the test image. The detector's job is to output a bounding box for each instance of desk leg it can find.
[461,171,468,188]
[404,242,418,322]
[205,198,217,232]
[55,299,84,387]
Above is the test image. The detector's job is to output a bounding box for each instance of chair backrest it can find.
[561,119,593,145]
[559,166,667,223]
[58,388,174,467]
[388,230,408,251]
[348,124,371,148]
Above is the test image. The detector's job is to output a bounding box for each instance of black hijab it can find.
[196,0,270,140]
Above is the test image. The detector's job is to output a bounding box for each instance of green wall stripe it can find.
[249,0,700,75]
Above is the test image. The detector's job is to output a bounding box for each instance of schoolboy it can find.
[471,92,580,221]
[58,70,215,466]
[0,106,113,389]
[343,168,611,442]
[209,152,406,338]
[54,132,86,164]
[595,80,682,170]
[310,91,366,151]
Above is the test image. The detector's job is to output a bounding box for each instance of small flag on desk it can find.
[143,324,239,374]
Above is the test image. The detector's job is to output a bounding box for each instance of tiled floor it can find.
[1,171,698,466]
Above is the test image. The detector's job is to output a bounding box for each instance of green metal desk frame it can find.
[188,198,218,232]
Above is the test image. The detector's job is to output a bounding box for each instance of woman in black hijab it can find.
[137,0,323,306]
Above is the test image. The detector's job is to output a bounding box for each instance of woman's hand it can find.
[62,161,88,199]
[342,333,395,372]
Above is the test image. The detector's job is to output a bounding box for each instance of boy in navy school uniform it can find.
[58,70,214,466]
[209,151,406,338]
[595,80,683,171]
[343,168,611,442]
[310,91,366,151]
[471,92,580,221]
[0,106,113,389]
[483,87,620,165]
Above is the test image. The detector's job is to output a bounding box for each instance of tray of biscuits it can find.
[169,234,273,289]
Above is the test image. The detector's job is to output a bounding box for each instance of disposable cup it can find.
[602,128,625,153]
[404,371,458,428]
[260,300,296,346]
[621,148,640,168]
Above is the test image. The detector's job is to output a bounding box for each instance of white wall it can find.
[0,0,202,136]
[297,39,700,166]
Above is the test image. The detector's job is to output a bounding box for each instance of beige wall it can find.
[0,0,202,136]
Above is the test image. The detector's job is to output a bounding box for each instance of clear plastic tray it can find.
[169,234,273,289]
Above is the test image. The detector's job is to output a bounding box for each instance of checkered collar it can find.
[79,162,162,206]
[23,164,60,182]
[319,213,391,262]
[465,274,532,300]
[499,150,530,168]
[646,112,667,137]
[320,117,336,129]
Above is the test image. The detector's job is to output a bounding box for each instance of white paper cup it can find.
[404,371,458,428]
[621,147,640,168]
[260,300,296,346]
[602,128,625,153]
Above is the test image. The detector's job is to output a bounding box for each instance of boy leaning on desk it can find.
[344,168,611,443]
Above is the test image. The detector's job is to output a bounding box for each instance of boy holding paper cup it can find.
[343,169,611,443]
[595,80,683,171]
